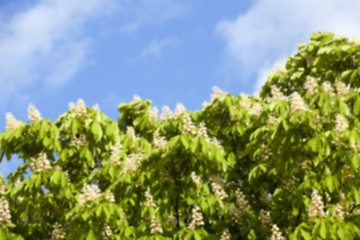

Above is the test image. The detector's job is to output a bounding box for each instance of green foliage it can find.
[1,31,360,239]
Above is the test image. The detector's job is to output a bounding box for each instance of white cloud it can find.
[120,0,189,34]
[139,37,179,58]
[216,0,360,92]
[0,0,115,108]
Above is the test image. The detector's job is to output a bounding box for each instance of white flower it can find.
[305,76,318,96]
[322,81,335,96]
[333,204,344,220]
[259,209,272,227]
[5,112,21,130]
[271,224,285,240]
[69,134,87,147]
[105,191,115,203]
[269,86,284,103]
[334,114,347,144]
[211,182,228,200]
[109,142,122,165]
[133,95,141,101]
[150,215,163,235]
[69,99,88,118]
[335,79,349,96]
[145,189,157,208]
[251,103,262,117]
[181,113,195,135]
[126,126,136,138]
[267,115,277,125]
[28,104,42,122]
[123,153,142,173]
[191,172,201,184]
[202,101,209,108]
[220,229,231,240]
[211,86,227,102]
[29,152,51,172]
[188,205,204,230]
[210,137,222,148]
[51,222,66,240]
[153,131,167,148]
[77,184,102,205]
[92,104,100,112]
[240,93,251,110]
[160,105,174,120]
[308,189,326,218]
[253,92,260,99]
[149,106,158,122]
[102,225,113,238]
[0,197,11,224]
[175,103,186,116]
[290,92,308,114]
[274,64,286,73]
[235,189,250,212]
[197,122,210,141]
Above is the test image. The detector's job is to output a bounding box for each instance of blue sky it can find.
[1,0,360,176]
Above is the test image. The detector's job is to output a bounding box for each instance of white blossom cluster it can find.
[230,189,250,225]
[160,106,174,120]
[0,197,11,224]
[267,115,278,125]
[69,134,87,147]
[51,222,66,240]
[334,114,347,143]
[69,99,87,118]
[105,191,115,203]
[335,79,349,96]
[253,92,260,99]
[182,113,195,135]
[197,122,210,140]
[269,86,285,103]
[175,103,186,116]
[211,86,227,102]
[260,144,272,161]
[77,184,102,205]
[188,205,204,230]
[220,229,231,240]
[0,181,5,195]
[126,126,136,138]
[6,113,21,130]
[123,153,142,173]
[191,172,201,184]
[290,92,308,114]
[145,189,157,208]
[28,104,42,122]
[210,137,222,148]
[271,224,285,240]
[305,76,318,96]
[150,215,163,235]
[251,103,262,117]
[153,131,167,148]
[133,95,141,101]
[308,189,326,218]
[29,152,51,172]
[211,182,228,200]
[321,81,335,96]
[351,35,360,44]
[149,106,158,122]
[92,103,100,112]
[259,209,272,227]
[109,142,122,165]
[102,225,113,238]
[332,204,344,220]
[202,101,209,108]
[240,93,251,111]
[274,64,286,73]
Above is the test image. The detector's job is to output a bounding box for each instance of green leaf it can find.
[300,229,312,240]
[320,222,327,239]
[91,121,103,142]
[86,229,96,240]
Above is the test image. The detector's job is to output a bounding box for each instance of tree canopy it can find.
[1,31,360,239]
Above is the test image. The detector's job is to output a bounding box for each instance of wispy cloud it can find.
[120,0,189,34]
[0,0,115,108]
[216,0,360,92]
[139,37,179,58]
